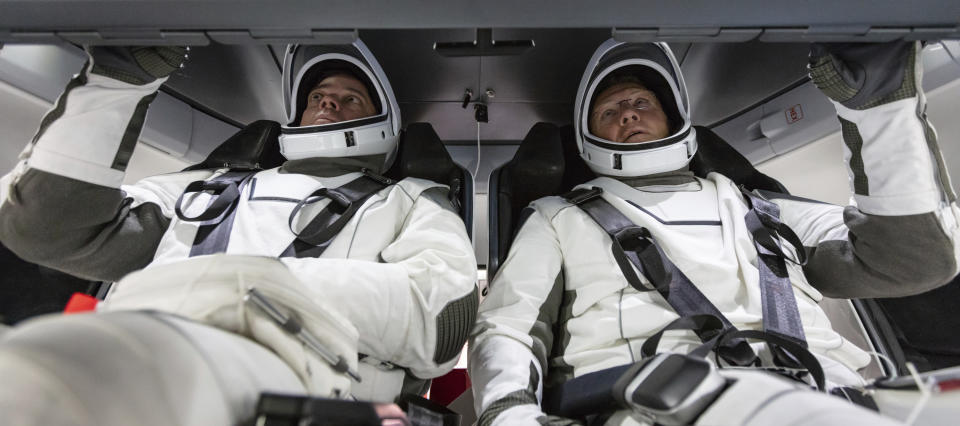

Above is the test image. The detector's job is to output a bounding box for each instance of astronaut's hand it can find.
[808,41,921,110]
[374,403,410,426]
[86,45,189,85]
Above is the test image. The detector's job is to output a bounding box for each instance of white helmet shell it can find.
[574,39,697,177]
[279,40,401,167]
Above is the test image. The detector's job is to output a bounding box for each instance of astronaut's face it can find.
[299,74,378,126]
[589,82,670,143]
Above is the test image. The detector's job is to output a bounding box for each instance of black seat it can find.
[487,123,593,278]
[487,124,786,279]
[186,121,473,236]
[385,122,473,238]
[183,120,286,171]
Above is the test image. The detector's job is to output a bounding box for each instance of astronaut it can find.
[0,41,478,425]
[469,40,960,425]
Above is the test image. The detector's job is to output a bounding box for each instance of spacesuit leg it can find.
[0,310,304,426]
[693,370,901,426]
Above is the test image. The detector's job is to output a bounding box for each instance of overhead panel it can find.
[0,43,85,102]
[681,41,809,126]
[712,41,960,165]
[164,43,284,125]
[480,28,608,103]
[362,29,478,104]
[0,0,958,40]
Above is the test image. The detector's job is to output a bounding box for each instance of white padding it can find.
[26,73,164,188]
[836,98,943,216]
[0,311,304,426]
[279,121,396,160]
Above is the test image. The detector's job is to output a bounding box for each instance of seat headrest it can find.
[183,120,285,171]
[690,126,789,194]
[385,122,459,184]
[500,123,567,206]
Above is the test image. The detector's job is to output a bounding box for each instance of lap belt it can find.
[175,169,257,257]
[280,169,392,258]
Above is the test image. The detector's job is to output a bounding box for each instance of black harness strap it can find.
[280,169,392,259]
[565,187,756,365]
[740,188,809,349]
[175,170,256,257]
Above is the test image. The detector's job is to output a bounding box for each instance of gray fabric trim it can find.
[839,117,869,196]
[88,46,158,86]
[420,186,457,215]
[529,271,565,372]
[478,361,540,426]
[88,46,186,86]
[31,61,90,145]
[545,288,576,389]
[803,208,956,298]
[434,286,479,364]
[920,105,957,203]
[612,167,696,188]
[279,154,387,177]
[131,47,187,80]
[0,169,170,282]
[809,42,916,110]
[756,189,830,206]
[111,93,157,171]
[246,178,301,203]
[809,54,858,104]
[860,45,917,110]
[625,200,722,226]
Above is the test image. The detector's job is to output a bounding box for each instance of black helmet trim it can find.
[278,40,401,164]
[286,52,389,127]
[574,40,697,177]
[584,125,693,152]
[291,58,383,127]
[280,115,385,135]
[579,57,691,149]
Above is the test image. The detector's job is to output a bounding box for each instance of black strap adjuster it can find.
[564,186,603,205]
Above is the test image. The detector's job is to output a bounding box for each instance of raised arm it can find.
[0,46,192,281]
[769,41,960,298]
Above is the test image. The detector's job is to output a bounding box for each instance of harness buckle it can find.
[565,186,603,205]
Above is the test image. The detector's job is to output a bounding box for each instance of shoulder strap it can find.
[740,188,808,350]
[280,169,393,259]
[563,187,756,365]
[565,185,813,369]
[175,169,257,257]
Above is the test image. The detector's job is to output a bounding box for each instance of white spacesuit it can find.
[469,40,960,425]
[0,41,478,425]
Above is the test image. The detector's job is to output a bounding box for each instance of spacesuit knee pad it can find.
[695,369,901,426]
[0,311,302,426]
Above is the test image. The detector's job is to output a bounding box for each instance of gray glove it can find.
[808,41,921,110]
[86,45,188,85]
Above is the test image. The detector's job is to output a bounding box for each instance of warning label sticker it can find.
[785,104,804,124]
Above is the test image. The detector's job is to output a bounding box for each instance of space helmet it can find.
[279,39,401,169]
[574,39,697,177]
